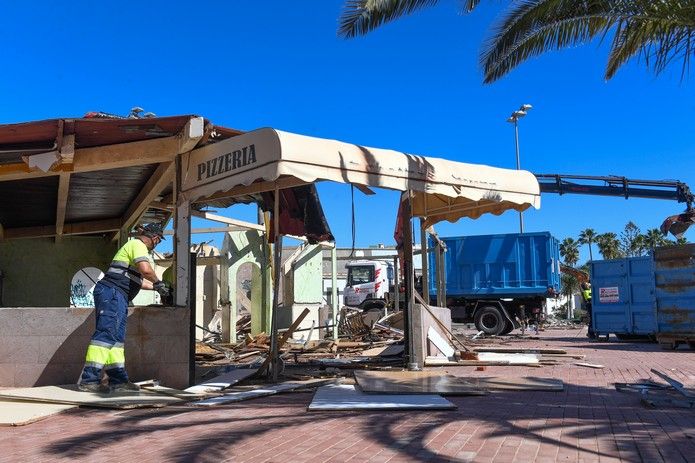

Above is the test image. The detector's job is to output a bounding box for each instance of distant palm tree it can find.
[596,232,623,259]
[560,237,580,267]
[578,228,597,262]
[481,0,695,83]
[644,228,670,249]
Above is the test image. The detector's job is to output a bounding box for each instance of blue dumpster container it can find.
[590,256,656,336]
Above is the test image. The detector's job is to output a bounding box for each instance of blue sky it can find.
[1,1,693,264]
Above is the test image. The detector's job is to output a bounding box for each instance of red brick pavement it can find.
[2,329,694,463]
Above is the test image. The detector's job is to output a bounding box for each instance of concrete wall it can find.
[0,237,116,307]
[0,307,191,389]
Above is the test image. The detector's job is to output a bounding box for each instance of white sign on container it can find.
[598,286,620,303]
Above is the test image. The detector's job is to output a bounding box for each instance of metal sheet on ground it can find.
[184,368,257,394]
[308,384,457,411]
[354,370,487,396]
[460,376,564,391]
[192,379,333,406]
[0,400,75,426]
[0,385,183,409]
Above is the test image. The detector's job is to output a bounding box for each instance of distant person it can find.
[581,282,595,338]
[78,223,170,393]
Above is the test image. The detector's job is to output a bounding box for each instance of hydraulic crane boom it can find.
[533,174,695,237]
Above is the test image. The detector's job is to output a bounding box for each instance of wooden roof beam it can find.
[120,161,176,234]
[55,172,71,240]
[0,116,204,181]
[2,218,122,240]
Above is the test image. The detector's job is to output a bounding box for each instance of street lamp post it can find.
[507,104,532,234]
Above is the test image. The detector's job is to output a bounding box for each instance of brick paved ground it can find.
[2,328,694,463]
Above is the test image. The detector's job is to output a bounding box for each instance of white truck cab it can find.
[344,260,393,310]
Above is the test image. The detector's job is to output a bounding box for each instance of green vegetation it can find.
[339,1,695,82]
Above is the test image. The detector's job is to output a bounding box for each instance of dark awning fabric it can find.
[261,184,334,244]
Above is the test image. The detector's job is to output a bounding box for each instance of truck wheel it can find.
[474,306,505,335]
[500,320,514,335]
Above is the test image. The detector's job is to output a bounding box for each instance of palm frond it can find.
[338,0,440,38]
[606,1,695,79]
[481,0,617,83]
[482,0,695,83]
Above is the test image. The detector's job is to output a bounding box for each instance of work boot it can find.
[110,382,141,392]
[77,382,111,393]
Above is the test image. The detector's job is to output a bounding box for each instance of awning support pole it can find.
[268,184,282,382]
[331,246,338,341]
[403,192,423,370]
[420,220,429,304]
[392,256,399,316]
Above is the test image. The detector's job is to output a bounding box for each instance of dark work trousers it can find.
[79,282,130,385]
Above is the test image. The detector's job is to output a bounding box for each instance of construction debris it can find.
[0,385,183,409]
[575,362,604,369]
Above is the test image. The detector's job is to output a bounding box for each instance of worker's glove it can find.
[153,281,170,297]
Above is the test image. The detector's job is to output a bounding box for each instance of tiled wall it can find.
[0,307,191,389]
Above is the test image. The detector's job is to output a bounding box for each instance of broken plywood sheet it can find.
[0,385,182,409]
[192,379,333,406]
[308,384,456,411]
[0,399,75,426]
[360,344,405,357]
[184,368,257,394]
[354,370,487,396]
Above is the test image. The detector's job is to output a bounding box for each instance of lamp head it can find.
[520,104,533,111]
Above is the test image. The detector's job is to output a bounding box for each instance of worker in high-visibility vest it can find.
[78,223,170,393]
[581,282,595,338]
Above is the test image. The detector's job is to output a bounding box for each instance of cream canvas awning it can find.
[180,128,540,225]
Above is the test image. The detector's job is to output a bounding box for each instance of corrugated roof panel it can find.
[0,176,58,228]
[66,164,158,222]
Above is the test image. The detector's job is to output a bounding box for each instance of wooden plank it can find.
[651,369,695,398]
[0,399,75,426]
[260,307,311,374]
[120,161,174,232]
[2,218,122,240]
[474,347,568,355]
[59,133,75,165]
[177,116,205,153]
[72,136,180,172]
[477,352,540,364]
[55,172,71,238]
[575,362,604,369]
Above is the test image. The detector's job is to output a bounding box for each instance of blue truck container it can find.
[589,256,656,337]
[653,244,695,348]
[428,232,561,335]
